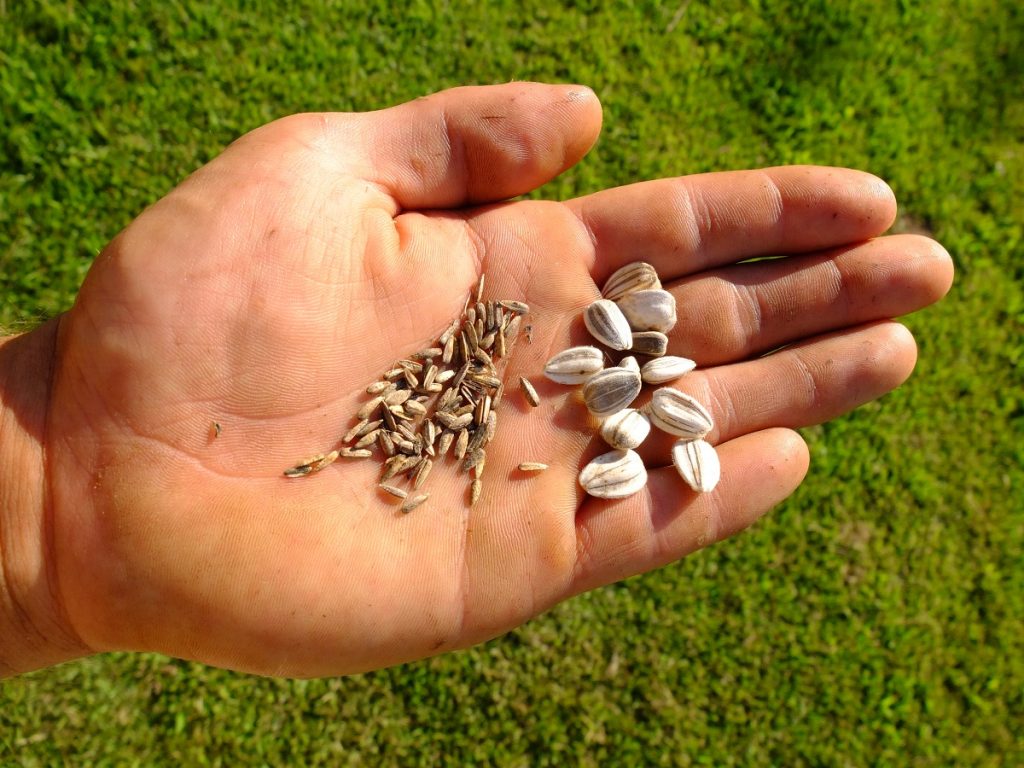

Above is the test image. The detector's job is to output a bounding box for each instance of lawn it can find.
[1,1,1022,765]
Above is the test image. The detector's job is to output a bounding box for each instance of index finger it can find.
[565,166,897,283]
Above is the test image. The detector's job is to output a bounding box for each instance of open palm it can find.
[45,84,951,676]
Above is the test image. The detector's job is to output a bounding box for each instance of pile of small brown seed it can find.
[283,275,532,513]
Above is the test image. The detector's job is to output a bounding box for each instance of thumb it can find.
[347,82,603,210]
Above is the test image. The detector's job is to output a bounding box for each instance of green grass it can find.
[1,0,1022,765]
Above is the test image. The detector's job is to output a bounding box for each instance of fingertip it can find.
[921,237,956,301]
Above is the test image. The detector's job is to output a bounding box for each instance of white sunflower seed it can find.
[601,261,661,301]
[616,288,677,332]
[671,439,721,493]
[544,346,604,385]
[584,299,633,351]
[599,408,651,450]
[641,356,697,384]
[578,449,648,499]
[648,387,714,439]
[619,355,640,374]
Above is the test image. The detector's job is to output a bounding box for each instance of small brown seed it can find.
[340,448,372,458]
[382,455,411,481]
[470,479,482,506]
[475,273,486,303]
[379,484,408,499]
[354,430,380,449]
[413,347,443,360]
[366,380,391,395]
[473,347,493,366]
[421,364,438,390]
[492,381,506,410]
[442,335,456,364]
[357,396,384,420]
[451,362,471,390]
[485,411,497,442]
[495,325,507,358]
[518,462,548,472]
[499,300,529,315]
[413,458,433,490]
[438,319,459,347]
[438,431,454,457]
[437,412,473,430]
[519,376,540,407]
[343,418,369,443]
[355,419,383,438]
[404,399,427,416]
[470,373,502,389]
[463,448,486,472]
[378,430,396,456]
[454,429,469,460]
[401,494,429,513]
[385,389,412,406]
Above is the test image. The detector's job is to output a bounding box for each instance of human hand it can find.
[0,83,952,676]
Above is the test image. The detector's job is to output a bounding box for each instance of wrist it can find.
[0,319,86,676]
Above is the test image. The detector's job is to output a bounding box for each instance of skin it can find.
[0,83,953,678]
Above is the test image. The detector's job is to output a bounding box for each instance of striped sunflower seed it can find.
[584,299,633,351]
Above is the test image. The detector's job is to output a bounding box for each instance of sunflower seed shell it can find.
[543,346,605,385]
[578,449,648,499]
[641,356,697,384]
[582,367,642,418]
[648,387,714,439]
[599,408,652,450]
[601,261,662,301]
[631,331,668,357]
[671,439,721,493]
[584,299,634,351]
[616,288,677,333]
